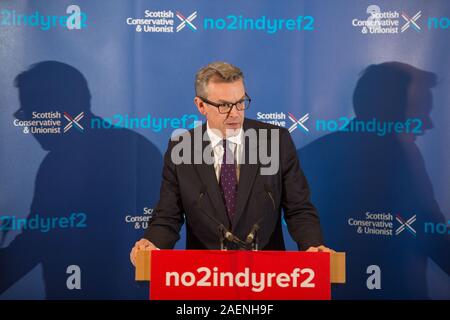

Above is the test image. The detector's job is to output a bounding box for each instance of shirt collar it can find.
[206,122,243,148]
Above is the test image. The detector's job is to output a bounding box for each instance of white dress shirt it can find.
[206,123,243,182]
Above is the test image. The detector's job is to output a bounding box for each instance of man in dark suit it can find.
[130,62,331,264]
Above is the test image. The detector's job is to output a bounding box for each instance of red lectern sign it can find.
[150,250,330,300]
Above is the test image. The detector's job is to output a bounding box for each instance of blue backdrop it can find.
[0,0,449,299]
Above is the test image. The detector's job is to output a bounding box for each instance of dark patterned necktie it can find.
[219,139,237,221]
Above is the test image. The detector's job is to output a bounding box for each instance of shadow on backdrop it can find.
[298,62,449,299]
[0,61,163,299]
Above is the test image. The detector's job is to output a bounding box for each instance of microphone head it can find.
[245,224,260,244]
[224,231,234,242]
[245,234,254,243]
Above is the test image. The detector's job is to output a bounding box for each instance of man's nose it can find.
[228,105,240,117]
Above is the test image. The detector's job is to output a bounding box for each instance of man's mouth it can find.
[225,121,240,125]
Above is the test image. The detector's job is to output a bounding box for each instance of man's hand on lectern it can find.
[130,238,159,266]
[306,245,335,253]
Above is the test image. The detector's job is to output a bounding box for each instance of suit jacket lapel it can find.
[193,124,230,228]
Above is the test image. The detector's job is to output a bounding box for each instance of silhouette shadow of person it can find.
[298,62,449,299]
[0,61,163,299]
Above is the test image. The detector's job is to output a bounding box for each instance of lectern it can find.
[135,250,345,300]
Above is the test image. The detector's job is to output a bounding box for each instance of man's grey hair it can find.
[195,61,244,98]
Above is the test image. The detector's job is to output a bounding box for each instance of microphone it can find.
[245,224,260,244]
[221,226,235,242]
[197,185,246,249]
[244,184,274,249]
[219,224,247,247]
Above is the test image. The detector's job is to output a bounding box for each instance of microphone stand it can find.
[218,225,227,250]
[251,230,259,251]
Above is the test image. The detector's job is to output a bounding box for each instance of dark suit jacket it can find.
[144,118,323,250]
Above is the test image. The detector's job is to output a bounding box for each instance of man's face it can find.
[195,78,245,137]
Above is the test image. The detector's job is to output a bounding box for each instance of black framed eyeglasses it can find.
[198,93,251,114]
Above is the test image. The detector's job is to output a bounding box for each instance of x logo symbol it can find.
[176,11,197,32]
[288,113,309,133]
[395,215,416,236]
[401,11,421,32]
[64,112,84,132]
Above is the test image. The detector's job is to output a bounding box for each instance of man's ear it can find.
[194,97,207,116]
